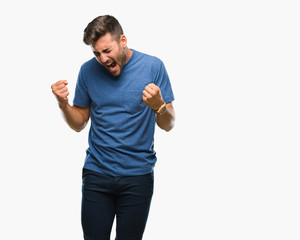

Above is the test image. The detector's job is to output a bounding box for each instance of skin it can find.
[51,32,175,132]
[91,33,131,77]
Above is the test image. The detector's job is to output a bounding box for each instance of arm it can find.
[143,83,175,132]
[155,102,175,132]
[59,104,90,132]
[51,80,90,132]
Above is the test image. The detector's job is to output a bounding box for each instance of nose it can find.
[100,53,109,64]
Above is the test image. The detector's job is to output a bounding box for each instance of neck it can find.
[125,47,133,64]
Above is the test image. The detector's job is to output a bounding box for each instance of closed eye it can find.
[102,49,111,53]
[93,51,100,57]
[94,51,100,57]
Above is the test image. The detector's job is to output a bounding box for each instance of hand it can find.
[51,80,69,107]
[143,83,165,111]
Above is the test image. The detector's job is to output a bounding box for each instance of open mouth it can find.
[106,61,117,71]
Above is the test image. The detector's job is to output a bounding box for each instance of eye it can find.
[93,51,100,57]
[103,49,111,53]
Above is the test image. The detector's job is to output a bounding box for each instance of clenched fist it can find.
[51,80,69,107]
[142,83,165,111]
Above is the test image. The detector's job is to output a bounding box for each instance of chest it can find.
[86,68,153,114]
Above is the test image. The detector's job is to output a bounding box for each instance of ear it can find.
[120,35,127,48]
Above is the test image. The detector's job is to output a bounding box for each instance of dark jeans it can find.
[81,168,154,240]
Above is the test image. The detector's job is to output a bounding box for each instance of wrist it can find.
[155,102,167,116]
[58,101,68,109]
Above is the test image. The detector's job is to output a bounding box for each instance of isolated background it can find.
[1,0,299,239]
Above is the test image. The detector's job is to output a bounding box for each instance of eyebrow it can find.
[92,46,112,54]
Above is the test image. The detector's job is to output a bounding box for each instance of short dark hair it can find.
[83,15,123,45]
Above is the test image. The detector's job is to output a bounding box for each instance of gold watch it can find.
[155,102,167,115]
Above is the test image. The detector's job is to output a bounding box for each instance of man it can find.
[51,15,175,240]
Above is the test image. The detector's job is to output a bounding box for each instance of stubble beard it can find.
[114,48,127,77]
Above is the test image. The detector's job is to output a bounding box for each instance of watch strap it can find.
[155,102,167,115]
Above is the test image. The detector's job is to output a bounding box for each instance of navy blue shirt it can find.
[73,49,175,176]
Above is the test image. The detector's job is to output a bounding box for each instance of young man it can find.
[51,15,175,240]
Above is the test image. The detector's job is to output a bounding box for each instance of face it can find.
[92,32,127,77]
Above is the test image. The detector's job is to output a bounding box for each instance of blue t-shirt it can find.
[73,49,174,176]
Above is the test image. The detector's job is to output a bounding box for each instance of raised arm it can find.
[143,83,175,132]
[51,80,90,132]
[155,102,175,132]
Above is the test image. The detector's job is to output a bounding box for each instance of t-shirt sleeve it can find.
[154,60,175,104]
[73,66,91,107]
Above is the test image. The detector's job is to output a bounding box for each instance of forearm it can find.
[155,104,175,132]
[59,103,89,132]
[142,83,175,131]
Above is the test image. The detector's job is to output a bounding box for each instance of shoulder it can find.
[80,58,99,72]
[135,51,165,76]
[133,49,163,65]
